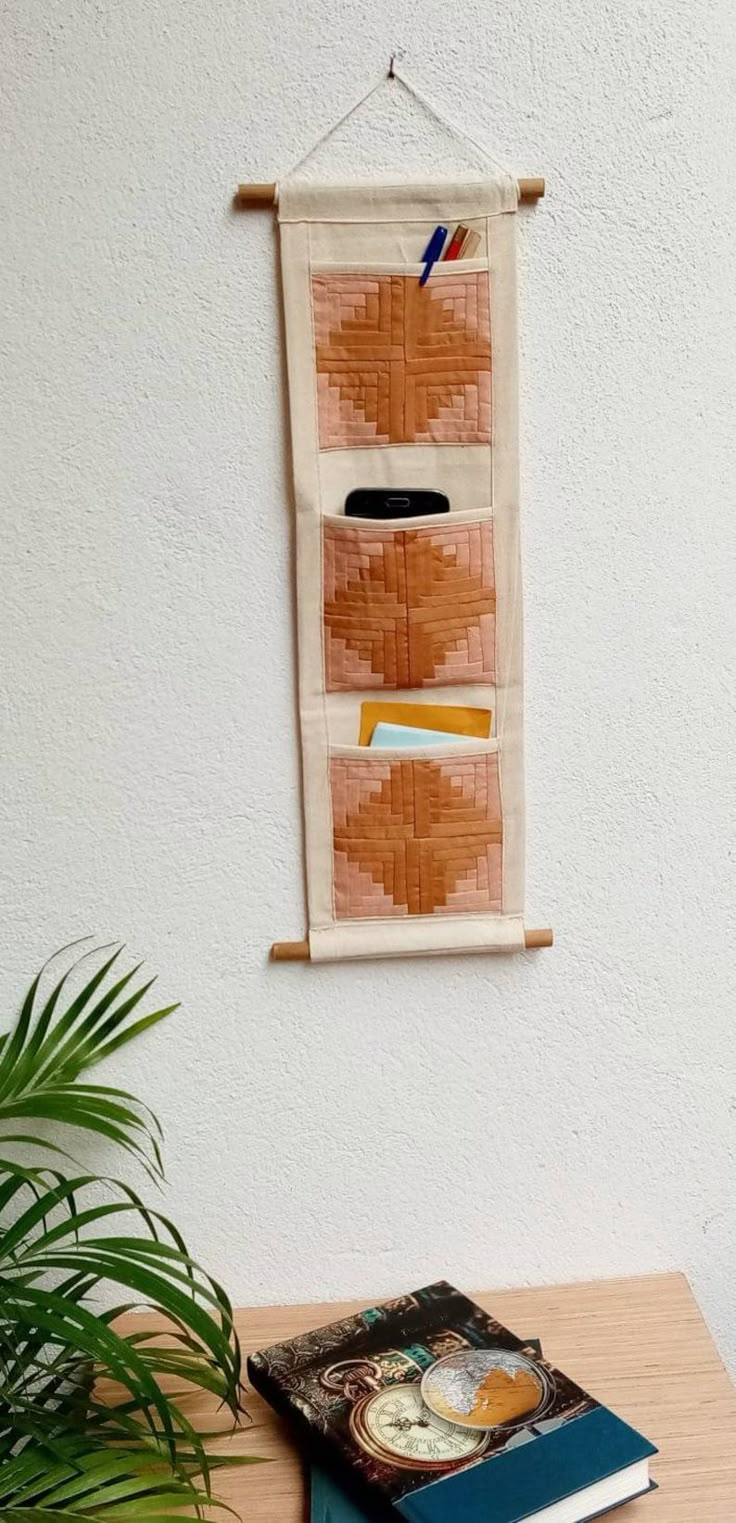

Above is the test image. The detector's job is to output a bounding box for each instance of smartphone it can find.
[344,489,450,520]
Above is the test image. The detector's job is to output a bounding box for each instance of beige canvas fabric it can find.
[277,178,526,960]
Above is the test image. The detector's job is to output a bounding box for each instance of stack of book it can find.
[247,1281,657,1523]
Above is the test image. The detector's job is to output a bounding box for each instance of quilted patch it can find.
[323,518,495,690]
[313,272,491,449]
[331,753,502,917]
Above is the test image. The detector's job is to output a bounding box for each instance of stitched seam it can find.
[402,528,411,688]
[279,209,516,226]
[307,221,337,924]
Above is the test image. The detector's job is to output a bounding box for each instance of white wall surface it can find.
[2,0,735,1373]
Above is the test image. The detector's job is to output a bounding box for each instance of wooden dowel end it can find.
[270,929,553,960]
[517,176,545,203]
[523,927,554,949]
[271,939,310,961]
[234,178,545,209]
[234,182,277,208]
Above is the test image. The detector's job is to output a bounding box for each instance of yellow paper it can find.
[359,701,492,747]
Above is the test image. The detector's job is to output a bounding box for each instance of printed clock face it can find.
[351,1383,487,1470]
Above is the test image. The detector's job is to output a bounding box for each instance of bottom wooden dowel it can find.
[271,939,311,961]
[270,928,553,961]
[524,928,554,949]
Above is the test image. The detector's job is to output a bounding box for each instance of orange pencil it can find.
[443,223,469,261]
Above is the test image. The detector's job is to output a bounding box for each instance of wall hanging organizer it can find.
[237,66,553,963]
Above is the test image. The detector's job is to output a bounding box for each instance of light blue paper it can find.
[370,722,469,748]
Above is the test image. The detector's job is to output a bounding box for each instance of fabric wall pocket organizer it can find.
[236,102,553,960]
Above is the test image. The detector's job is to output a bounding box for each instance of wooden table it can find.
[122,1273,736,1521]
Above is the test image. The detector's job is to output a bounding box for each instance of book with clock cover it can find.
[311,1338,544,1523]
[247,1282,657,1523]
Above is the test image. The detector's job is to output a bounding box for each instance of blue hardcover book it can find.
[248,1282,657,1523]
[311,1341,548,1523]
[311,1463,656,1523]
[312,1466,370,1523]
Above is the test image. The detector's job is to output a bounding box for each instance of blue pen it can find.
[419,225,448,286]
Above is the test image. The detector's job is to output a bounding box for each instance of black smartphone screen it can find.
[344,490,450,520]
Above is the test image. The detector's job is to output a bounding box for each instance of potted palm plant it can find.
[0,939,257,1519]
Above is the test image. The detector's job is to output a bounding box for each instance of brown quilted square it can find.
[324,519,495,690]
[313,272,491,449]
[331,753,502,917]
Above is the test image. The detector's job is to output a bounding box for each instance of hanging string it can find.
[392,62,510,178]
[283,70,395,180]
[282,58,511,183]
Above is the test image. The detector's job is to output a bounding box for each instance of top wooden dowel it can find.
[234,178,545,209]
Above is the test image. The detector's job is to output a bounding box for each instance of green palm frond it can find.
[0,941,178,1178]
[0,942,258,1520]
[0,1433,246,1519]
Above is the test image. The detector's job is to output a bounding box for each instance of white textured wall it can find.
[2,1,735,1373]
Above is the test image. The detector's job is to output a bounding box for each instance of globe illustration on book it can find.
[421,1349,555,1431]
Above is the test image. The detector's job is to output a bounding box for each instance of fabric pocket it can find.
[322,512,496,692]
[311,263,492,450]
[329,740,502,920]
